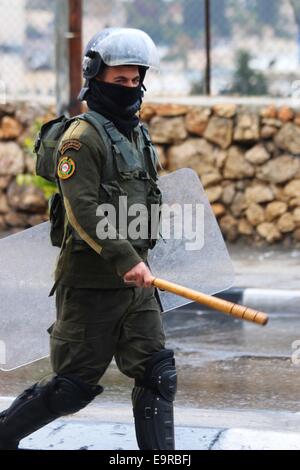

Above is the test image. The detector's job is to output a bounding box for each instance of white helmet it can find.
[78,27,159,100]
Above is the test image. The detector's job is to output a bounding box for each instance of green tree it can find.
[229,50,268,96]
[190,76,205,95]
[18,118,57,201]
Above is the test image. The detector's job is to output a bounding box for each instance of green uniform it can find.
[49,112,165,385]
[0,29,176,452]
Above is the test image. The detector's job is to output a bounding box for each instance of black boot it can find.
[0,375,102,450]
[132,349,177,450]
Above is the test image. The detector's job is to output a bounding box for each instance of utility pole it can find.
[55,0,82,116]
[68,0,83,116]
[204,0,211,95]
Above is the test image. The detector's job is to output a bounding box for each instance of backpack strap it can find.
[101,120,143,173]
[77,110,159,180]
[139,123,152,147]
[76,111,115,181]
[79,110,143,177]
[140,123,163,173]
[78,110,110,136]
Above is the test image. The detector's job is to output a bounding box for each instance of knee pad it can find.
[136,349,177,402]
[0,375,102,446]
[132,349,177,450]
[45,374,103,415]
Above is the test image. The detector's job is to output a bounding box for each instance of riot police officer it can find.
[0,28,177,450]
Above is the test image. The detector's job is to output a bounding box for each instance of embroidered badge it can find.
[57,157,76,180]
[60,139,82,154]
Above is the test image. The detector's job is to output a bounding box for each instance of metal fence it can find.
[1,0,300,101]
[0,0,55,102]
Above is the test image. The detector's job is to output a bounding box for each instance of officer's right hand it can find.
[123,262,155,288]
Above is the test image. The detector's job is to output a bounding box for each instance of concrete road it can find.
[0,242,299,449]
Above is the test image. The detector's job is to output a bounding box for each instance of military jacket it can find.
[55,111,161,289]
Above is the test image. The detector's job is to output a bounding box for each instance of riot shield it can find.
[0,168,234,371]
[148,168,234,312]
[0,223,59,371]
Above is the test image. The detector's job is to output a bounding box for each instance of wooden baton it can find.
[151,277,268,326]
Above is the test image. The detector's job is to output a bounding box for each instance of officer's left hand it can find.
[123,262,155,288]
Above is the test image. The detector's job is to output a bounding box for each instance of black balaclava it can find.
[85,67,146,138]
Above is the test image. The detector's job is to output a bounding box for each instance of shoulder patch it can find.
[57,156,76,180]
[60,139,82,154]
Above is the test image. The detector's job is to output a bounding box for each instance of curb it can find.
[217,287,300,313]
[179,287,300,314]
[19,420,300,451]
[16,415,300,451]
[242,288,300,313]
[2,400,300,450]
[16,422,300,451]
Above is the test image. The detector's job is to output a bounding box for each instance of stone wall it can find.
[0,101,300,245]
[0,103,52,234]
[141,102,300,246]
